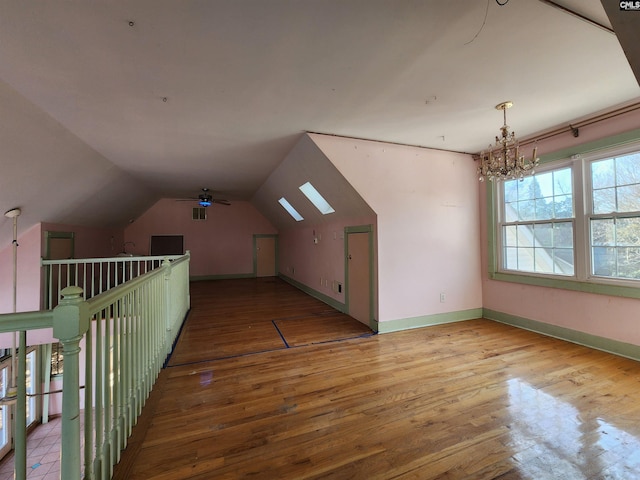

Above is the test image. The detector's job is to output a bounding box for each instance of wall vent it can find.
[192,207,207,220]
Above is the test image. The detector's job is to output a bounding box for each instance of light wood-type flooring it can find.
[113,278,640,479]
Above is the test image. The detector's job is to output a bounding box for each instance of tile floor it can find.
[0,417,61,480]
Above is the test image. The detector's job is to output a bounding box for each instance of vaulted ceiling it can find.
[0,0,639,244]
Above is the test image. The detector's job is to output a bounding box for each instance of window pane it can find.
[616,217,640,246]
[591,216,640,279]
[617,184,640,212]
[504,202,518,222]
[504,225,518,247]
[503,167,573,222]
[536,198,552,220]
[593,188,616,214]
[517,247,535,272]
[554,248,575,275]
[592,246,616,276]
[518,200,536,221]
[553,168,572,196]
[533,247,553,274]
[518,177,535,200]
[617,247,640,279]
[517,225,535,247]
[534,224,552,247]
[615,153,640,186]
[536,173,553,199]
[502,220,574,276]
[592,158,615,189]
[554,222,574,248]
[504,182,518,203]
[553,195,573,219]
[592,153,640,215]
[504,247,519,270]
[591,218,615,246]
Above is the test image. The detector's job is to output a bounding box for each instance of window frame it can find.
[487,130,640,300]
[583,143,640,286]
[497,160,577,279]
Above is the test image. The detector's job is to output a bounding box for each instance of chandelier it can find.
[477,101,539,182]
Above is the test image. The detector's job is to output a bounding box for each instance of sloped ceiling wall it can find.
[251,134,375,230]
[0,79,157,247]
[602,1,640,87]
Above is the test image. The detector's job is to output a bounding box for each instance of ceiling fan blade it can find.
[212,199,231,206]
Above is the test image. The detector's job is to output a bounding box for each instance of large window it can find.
[589,151,640,280]
[496,143,640,287]
[502,168,574,275]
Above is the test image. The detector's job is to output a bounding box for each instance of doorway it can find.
[345,225,374,328]
[45,231,74,261]
[44,231,75,310]
[254,235,278,277]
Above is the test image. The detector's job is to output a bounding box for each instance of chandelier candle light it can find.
[478,101,539,182]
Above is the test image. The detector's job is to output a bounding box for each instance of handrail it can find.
[0,311,53,333]
[41,254,182,266]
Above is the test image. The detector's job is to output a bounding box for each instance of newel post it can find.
[53,286,90,480]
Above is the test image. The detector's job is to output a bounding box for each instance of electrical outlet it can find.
[440,293,446,303]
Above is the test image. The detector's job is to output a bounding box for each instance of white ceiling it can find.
[0,0,639,241]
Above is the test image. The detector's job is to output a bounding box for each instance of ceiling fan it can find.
[178,188,231,207]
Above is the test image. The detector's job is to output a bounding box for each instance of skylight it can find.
[278,197,304,221]
[299,182,335,215]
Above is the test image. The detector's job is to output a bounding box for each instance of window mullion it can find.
[574,158,588,281]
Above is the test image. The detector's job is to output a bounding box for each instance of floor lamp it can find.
[1,207,21,404]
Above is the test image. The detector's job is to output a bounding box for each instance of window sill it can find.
[490,270,640,300]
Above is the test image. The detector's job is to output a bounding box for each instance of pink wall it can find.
[311,134,483,324]
[0,223,42,314]
[279,216,376,304]
[41,222,124,259]
[481,108,640,346]
[124,199,277,277]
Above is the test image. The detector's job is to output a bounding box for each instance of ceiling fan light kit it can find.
[178,188,231,207]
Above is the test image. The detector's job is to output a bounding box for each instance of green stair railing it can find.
[0,251,190,480]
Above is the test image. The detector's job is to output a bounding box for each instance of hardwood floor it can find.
[114,278,640,479]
